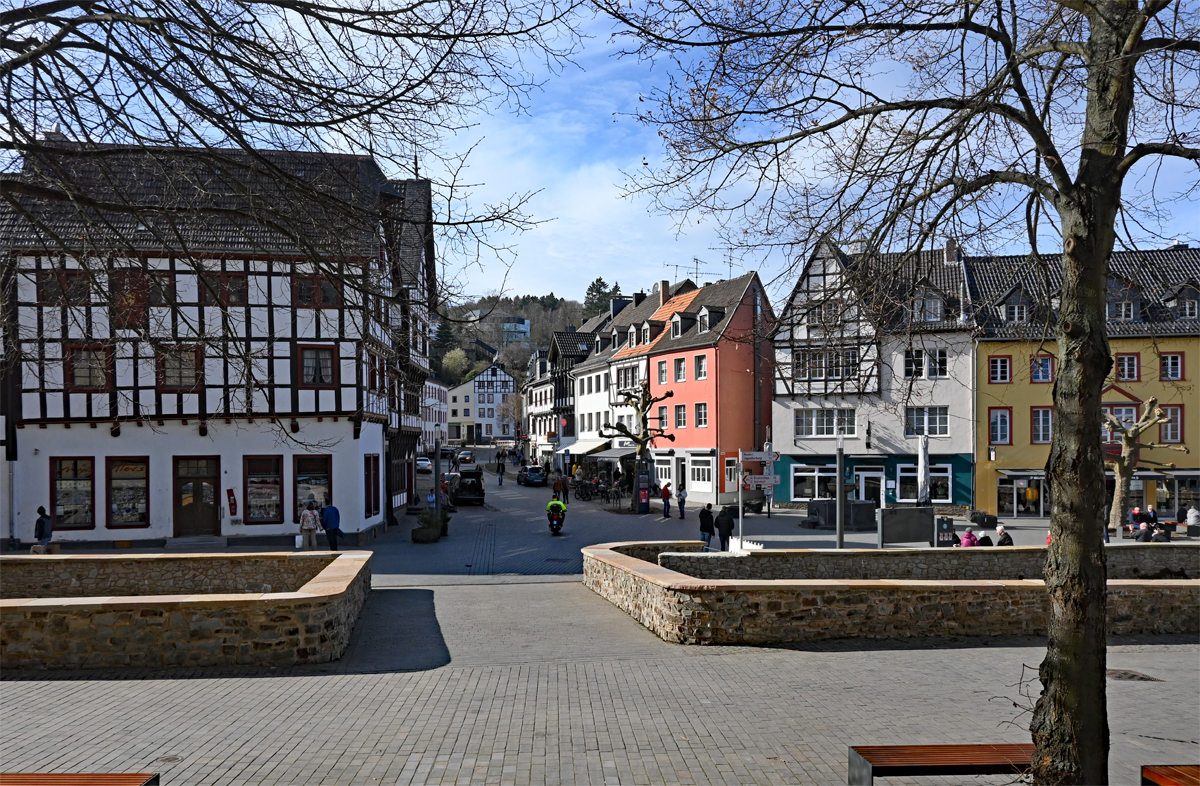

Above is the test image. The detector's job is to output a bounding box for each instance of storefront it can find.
[777,453,974,508]
[995,470,1049,517]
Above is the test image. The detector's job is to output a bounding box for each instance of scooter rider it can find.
[546,494,567,528]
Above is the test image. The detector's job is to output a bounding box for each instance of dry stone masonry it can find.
[0,552,370,669]
[582,541,1200,645]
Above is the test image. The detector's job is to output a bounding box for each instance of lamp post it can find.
[835,430,845,549]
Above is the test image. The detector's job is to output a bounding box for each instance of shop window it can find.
[896,465,952,503]
[245,456,284,524]
[689,459,713,492]
[106,457,149,528]
[294,455,332,519]
[791,467,838,501]
[51,457,94,529]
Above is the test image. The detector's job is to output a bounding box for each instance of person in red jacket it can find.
[661,483,672,518]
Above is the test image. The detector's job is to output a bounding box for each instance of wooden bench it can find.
[1143,765,1200,786]
[0,776,159,785]
[848,744,1034,785]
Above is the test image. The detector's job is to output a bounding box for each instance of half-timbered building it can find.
[0,144,435,546]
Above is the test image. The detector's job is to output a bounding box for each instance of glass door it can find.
[856,472,883,507]
[174,457,220,537]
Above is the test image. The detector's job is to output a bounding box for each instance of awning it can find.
[555,439,609,455]
[593,447,636,460]
[995,469,1046,477]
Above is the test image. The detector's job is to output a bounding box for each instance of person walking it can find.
[33,506,52,552]
[299,501,321,550]
[698,503,715,550]
[677,485,688,519]
[995,525,1014,546]
[497,460,506,486]
[660,483,672,519]
[715,506,736,551]
[321,498,343,551]
[553,476,567,505]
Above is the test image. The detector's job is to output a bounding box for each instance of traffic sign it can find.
[742,474,780,485]
[740,451,780,462]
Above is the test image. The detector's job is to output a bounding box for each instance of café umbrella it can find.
[917,434,931,504]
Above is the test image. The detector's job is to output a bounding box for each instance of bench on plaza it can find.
[0,775,159,785]
[1142,764,1200,786]
[847,744,1034,785]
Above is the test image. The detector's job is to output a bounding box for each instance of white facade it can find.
[420,379,448,452]
[472,364,517,441]
[447,379,475,444]
[523,352,555,463]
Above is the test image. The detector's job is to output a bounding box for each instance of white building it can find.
[470,363,517,442]
[420,379,448,453]
[0,146,435,546]
[447,379,476,445]
[522,349,555,465]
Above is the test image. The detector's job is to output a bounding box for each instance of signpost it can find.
[737,443,779,550]
[740,451,780,463]
[741,474,780,485]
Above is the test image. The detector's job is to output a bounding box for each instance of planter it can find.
[412,525,441,543]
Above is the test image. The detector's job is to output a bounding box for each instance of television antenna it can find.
[662,260,684,282]
[688,257,709,282]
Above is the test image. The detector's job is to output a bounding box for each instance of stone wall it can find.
[1,553,336,598]
[656,544,1200,582]
[0,552,370,669]
[583,541,1200,646]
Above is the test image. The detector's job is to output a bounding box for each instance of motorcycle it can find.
[548,508,566,535]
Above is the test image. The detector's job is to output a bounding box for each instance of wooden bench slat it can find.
[1142,765,1200,786]
[0,778,158,786]
[848,744,1034,785]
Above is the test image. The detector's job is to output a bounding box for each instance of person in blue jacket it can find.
[321,498,344,551]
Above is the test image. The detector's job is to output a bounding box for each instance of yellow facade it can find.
[974,336,1199,518]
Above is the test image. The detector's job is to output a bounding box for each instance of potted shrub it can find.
[412,507,449,543]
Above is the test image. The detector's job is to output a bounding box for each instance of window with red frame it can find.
[989,408,1012,445]
[1031,407,1053,443]
[107,457,149,528]
[298,346,337,388]
[51,457,94,529]
[65,346,111,391]
[1102,405,1138,442]
[1160,353,1183,381]
[988,356,1011,383]
[364,454,381,516]
[1030,355,1054,383]
[199,273,248,306]
[39,271,90,306]
[1160,406,1183,443]
[295,275,341,308]
[111,270,174,328]
[157,346,202,391]
[1115,353,1139,381]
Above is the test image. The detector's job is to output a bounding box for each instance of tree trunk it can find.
[1107,447,1134,535]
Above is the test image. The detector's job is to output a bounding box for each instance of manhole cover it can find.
[1106,669,1163,681]
[156,757,182,763]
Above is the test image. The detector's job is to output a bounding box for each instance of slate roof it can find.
[572,280,700,372]
[0,142,414,259]
[550,331,596,358]
[654,272,764,354]
[966,248,1200,339]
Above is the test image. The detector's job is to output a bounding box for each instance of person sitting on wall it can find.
[1189,504,1200,527]
[1134,522,1154,542]
[1143,505,1158,525]
[959,527,979,548]
[1151,525,1171,543]
[976,529,994,547]
[995,525,1014,546]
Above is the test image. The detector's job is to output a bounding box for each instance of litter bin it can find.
[935,516,957,548]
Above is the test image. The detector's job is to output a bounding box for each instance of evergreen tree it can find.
[583,277,610,317]
[432,321,456,355]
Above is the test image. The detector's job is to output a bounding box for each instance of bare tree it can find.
[600,381,674,505]
[596,0,1198,780]
[1104,397,1189,534]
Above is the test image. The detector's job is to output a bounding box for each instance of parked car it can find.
[456,450,476,467]
[415,457,433,474]
[449,468,486,505]
[440,445,457,459]
[517,465,547,486]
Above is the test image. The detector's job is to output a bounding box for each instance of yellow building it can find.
[967,249,1200,520]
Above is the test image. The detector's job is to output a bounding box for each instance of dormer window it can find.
[642,326,650,344]
[698,313,709,332]
[1005,304,1028,323]
[628,328,637,347]
[1109,301,1135,321]
[671,317,682,338]
[612,330,621,348]
[1183,299,1198,318]
[912,296,943,322]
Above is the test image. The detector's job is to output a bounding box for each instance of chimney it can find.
[566,325,575,333]
[660,280,671,307]
[632,292,646,306]
[610,297,631,318]
[943,238,959,265]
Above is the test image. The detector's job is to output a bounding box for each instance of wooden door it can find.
[174,457,221,537]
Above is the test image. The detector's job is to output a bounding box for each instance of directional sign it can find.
[742,474,780,485]
[740,451,780,462]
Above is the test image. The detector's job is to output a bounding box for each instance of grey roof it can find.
[966,248,1200,339]
[654,272,762,353]
[572,280,700,372]
[1,143,417,259]
[551,331,596,358]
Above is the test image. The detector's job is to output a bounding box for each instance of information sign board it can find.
[742,474,780,485]
[740,451,780,463]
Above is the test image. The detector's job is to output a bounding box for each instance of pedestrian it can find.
[1189,504,1200,527]
[677,485,688,519]
[1144,505,1158,525]
[959,527,978,547]
[427,489,437,508]
[299,501,321,550]
[976,530,994,547]
[33,505,52,552]
[698,503,715,550]
[715,506,736,551]
[1046,530,1052,545]
[1134,522,1153,542]
[995,525,1014,546]
[321,497,343,551]
[498,460,506,486]
[553,476,567,505]
[1151,525,1171,543]
[661,482,672,518]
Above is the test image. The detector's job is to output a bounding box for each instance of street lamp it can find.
[835,429,845,549]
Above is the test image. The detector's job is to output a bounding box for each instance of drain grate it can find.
[1106,669,1163,681]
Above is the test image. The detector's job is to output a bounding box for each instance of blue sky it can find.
[447,21,1200,304]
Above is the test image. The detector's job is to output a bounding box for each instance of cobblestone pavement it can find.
[3,452,1197,785]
